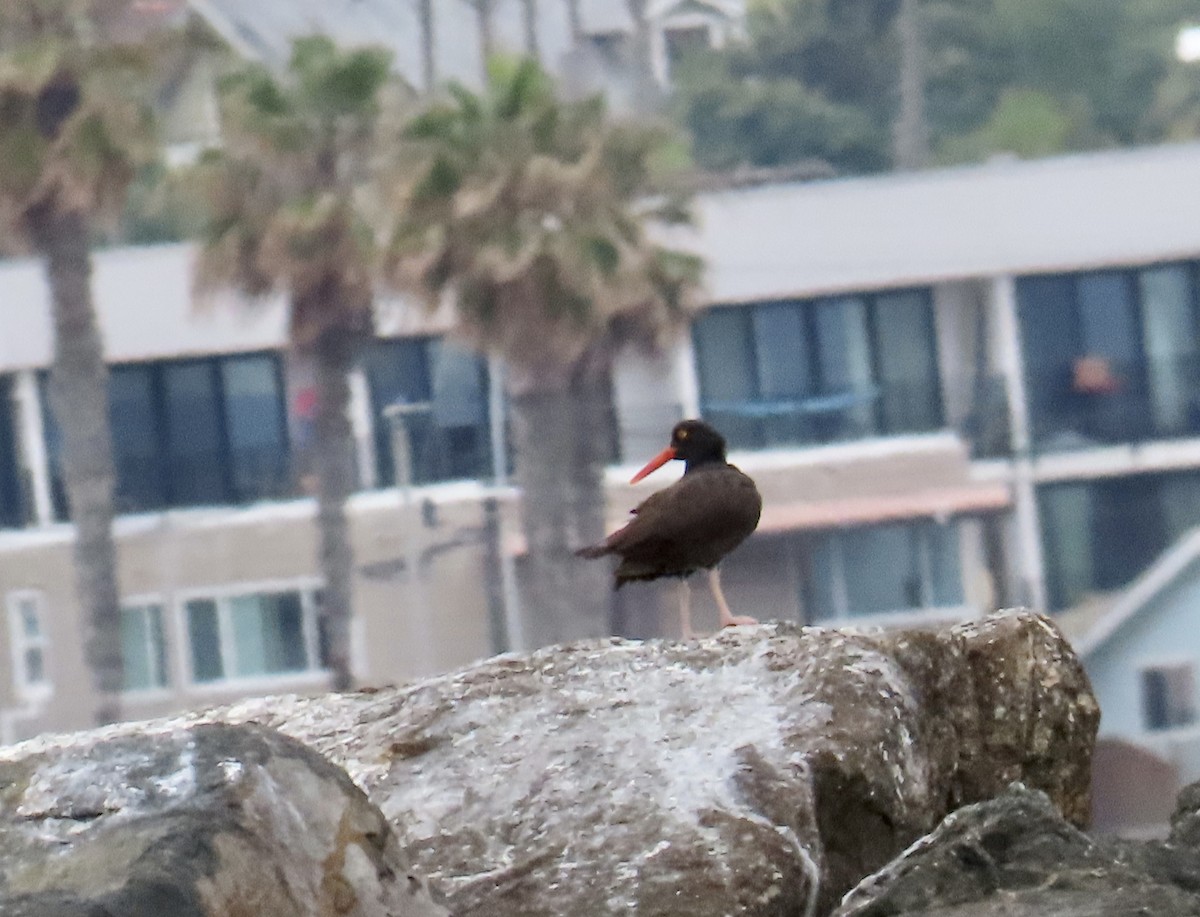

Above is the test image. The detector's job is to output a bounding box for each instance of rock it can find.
[0,610,1097,917]
[144,608,1097,917]
[834,783,1200,917]
[0,722,447,917]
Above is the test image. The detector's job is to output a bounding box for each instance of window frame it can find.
[1016,259,1200,450]
[6,590,51,701]
[120,595,171,697]
[173,578,328,692]
[1138,658,1198,734]
[801,518,969,625]
[363,335,496,486]
[0,375,24,529]
[692,287,944,450]
[39,350,291,518]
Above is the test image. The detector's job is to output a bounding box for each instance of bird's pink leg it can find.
[678,578,694,640]
[709,568,757,628]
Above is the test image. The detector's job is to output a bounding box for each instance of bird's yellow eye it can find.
[677,427,689,440]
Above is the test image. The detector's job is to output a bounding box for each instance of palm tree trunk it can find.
[521,0,541,62]
[471,0,496,71]
[565,0,583,41]
[417,0,436,94]
[311,325,358,690]
[893,0,928,170]
[26,203,122,725]
[509,374,610,646]
[624,0,660,110]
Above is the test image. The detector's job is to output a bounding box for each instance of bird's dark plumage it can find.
[577,419,762,588]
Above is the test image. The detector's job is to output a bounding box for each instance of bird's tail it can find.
[575,543,610,559]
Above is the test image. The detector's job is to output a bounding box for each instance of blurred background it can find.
[2,0,1200,837]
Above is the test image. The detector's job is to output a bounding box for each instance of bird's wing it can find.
[607,472,756,555]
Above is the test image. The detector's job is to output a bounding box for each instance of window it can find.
[1039,469,1200,610]
[0,376,23,529]
[364,336,493,486]
[1141,664,1197,731]
[41,352,291,515]
[184,587,325,684]
[692,290,942,450]
[584,30,630,66]
[1017,261,1200,449]
[7,592,50,697]
[663,25,711,73]
[803,520,964,621]
[122,603,168,691]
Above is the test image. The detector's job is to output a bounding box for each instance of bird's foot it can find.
[720,614,758,628]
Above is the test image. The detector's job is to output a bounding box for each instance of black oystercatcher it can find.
[577,419,762,639]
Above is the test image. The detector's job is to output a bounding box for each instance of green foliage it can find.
[194,36,396,344]
[674,0,896,172]
[673,53,885,172]
[672,0,1199,175]
[386,56,701,378]
[0,0,163,243]
[936,89,1094,163]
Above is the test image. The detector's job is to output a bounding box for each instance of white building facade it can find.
[5,142,1200,739]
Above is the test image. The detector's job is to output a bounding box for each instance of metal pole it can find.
[487,356,524,651]
[383,401,438,672]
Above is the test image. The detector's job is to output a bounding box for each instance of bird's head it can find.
[631,419,728,483]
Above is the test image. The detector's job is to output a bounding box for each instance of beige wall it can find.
[0,492,500,742]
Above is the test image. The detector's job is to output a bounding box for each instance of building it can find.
[111,0,750,168]
[1066,530,1200,835]
[188,0,745,101]
[6,142,1200,741]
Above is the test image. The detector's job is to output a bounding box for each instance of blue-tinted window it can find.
[364,336,493,485]
[0,376,24,528]
[221,356,289,502]
[1038,469,1200,610]
[186,598,223,682]
[874,290,943,434]
[1017,263,1200,449]
[163,362,227,505]
[693,308,758,446]
[110,366,166,511]
[803,519,964,621]
[42,352,290,515]
[229,592,308,677]
[692,289,941,450]
[121,603,168,691]
[185,587,322,684]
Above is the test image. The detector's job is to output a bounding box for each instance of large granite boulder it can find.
[834,782,1200,916]
[153,609,1098,917]
[0,610,1099,917]
[0,722,447,917]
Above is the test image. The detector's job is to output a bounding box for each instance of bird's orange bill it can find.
[631,446,677,484]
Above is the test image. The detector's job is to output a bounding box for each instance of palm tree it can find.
[416,0,435,94]
[565,0,583,41]
[194,36,392,691]
[384,57,700,646]
[0,0,166,725]
[520,0,540,63]
[464,0,496,64]
[893,0,929,169]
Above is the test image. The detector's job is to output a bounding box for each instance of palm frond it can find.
[382,56,702,371]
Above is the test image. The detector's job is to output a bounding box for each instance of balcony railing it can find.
[1027,355,1200,453]
[701,374,1010,459]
